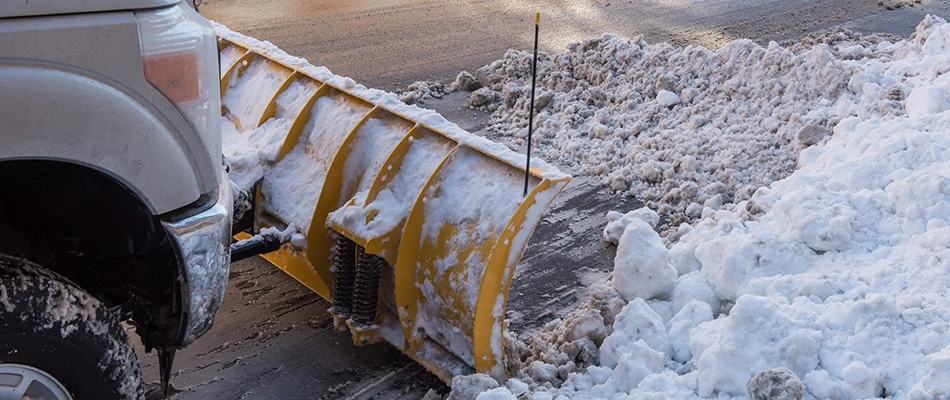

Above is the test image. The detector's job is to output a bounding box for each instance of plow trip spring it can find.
[219,33,570,382]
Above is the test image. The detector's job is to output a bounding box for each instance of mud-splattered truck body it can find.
[0,1,230,397]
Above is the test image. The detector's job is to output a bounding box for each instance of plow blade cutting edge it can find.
[218,30,570,382]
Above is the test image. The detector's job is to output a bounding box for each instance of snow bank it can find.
[470,29,902,239]
[450,15,950,400]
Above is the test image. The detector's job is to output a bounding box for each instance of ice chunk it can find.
[475,387,516,400]
[448,374,499,400]
[746,367,805,400]
[656,90,681,108]
[614,340,665,393]
[599,298,670,368]
[602,207,660,245]
[668,300,714,363]
[612,219,676,301]
[672,272,720,315]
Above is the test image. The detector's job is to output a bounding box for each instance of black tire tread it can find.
[0,254,144,400]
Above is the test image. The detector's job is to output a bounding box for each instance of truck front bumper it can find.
[161,175,232,345]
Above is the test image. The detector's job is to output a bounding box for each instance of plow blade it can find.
[218,30,569,382]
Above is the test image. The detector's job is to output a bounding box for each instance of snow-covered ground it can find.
[216,13,950,400]
[440,15,950,400]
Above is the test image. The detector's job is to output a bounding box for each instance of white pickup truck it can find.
[0,1,230,398]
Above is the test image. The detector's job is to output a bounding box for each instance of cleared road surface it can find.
[201,0,948,91]
[140,1,950,398]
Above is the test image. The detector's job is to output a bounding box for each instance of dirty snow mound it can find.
[472,30,901,238]
[880,0,922,10]
[452,15,950,400]
[399,80,448,105]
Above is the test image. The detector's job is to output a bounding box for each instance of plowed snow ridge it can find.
[447,15,950,400]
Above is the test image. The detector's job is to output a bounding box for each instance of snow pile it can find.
[449,15,950,400]
[399,80,448,104]
[469,29,901,238]
[880,0,922,11]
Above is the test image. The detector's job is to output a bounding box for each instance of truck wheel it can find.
[0,255,144,400]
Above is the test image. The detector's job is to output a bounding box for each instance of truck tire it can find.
[0,254,144,400]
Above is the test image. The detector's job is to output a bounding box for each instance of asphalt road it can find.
[200,0,949,91]
[137,1,950,398]
[137,257,445,399]
[137,176,638,399]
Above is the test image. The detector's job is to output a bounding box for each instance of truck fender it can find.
[0,63,202,214]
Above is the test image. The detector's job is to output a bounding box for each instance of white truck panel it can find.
[0,0,178,18]
[0,10,219,214]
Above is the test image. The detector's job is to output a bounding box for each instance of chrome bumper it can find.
[161,176,232,345]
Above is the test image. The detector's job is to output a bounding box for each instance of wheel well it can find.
[0,160,183,349]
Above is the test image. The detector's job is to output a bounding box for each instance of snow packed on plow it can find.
[213,14,950,400]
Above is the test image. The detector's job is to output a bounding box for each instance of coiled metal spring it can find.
[330,236,356,317]
[350,246,382,327]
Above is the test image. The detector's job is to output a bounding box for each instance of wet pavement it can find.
[199,0,950,92]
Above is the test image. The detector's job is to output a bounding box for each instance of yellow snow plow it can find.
[219,32,569,382]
